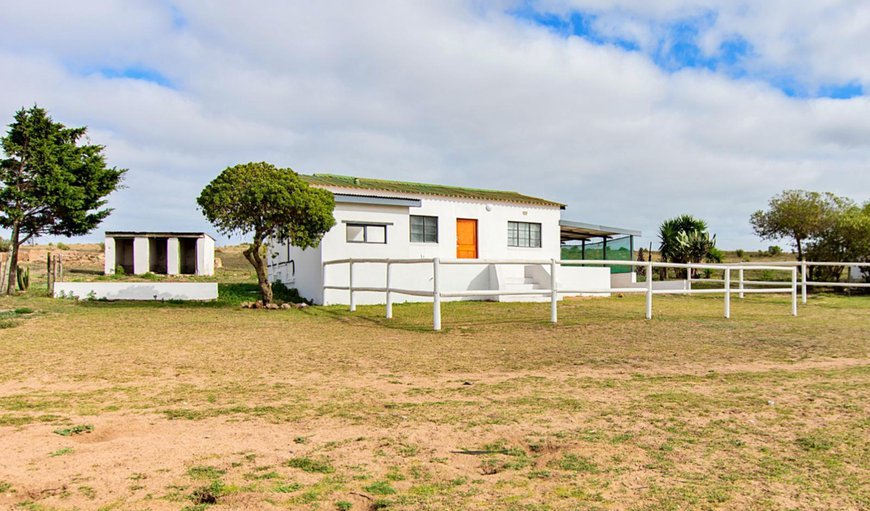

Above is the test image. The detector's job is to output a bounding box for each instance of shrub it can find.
[56,242,70,250]
[273,281,305,304]
[0,238,10,252]
[707,247,724,263]
[189,480,225,505]
[53,424,93,436]
[767,245,783,256]
[735,249,745,258]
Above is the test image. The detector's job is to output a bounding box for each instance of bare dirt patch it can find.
[0,293,867,510]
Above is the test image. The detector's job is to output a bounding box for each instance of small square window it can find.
[410,215,438,243]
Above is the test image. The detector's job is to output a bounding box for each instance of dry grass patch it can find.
[0,292,867,510]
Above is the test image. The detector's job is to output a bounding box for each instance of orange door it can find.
[456,218,478,259]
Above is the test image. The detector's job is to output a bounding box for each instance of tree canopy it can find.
[750,190,846,261]
[197,162,335,304]
[804,199,870,281]
[0,105,125,293]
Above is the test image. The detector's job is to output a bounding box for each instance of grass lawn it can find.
[0,290,867,510]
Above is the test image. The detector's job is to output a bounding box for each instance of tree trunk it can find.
[796,237,804,262]
[243,239,273,304]
[6,223,20,295]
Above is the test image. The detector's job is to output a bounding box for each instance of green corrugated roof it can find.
[300,174,564,208]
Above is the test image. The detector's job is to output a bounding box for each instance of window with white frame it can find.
[346,223,388,244]
[508,221,542,248]
[410,215,438,243]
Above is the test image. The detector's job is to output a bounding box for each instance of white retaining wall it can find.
[54,282,218,301]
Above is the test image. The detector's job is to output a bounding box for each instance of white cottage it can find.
[267,174,640,305]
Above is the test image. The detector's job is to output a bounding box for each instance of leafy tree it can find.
[750,190,846,261]
[197,162,335,304]
[0,106,125,294]
[805,200,870,282]
[658,215,718,278]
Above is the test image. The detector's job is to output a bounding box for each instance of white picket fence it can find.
[323,258,805,330]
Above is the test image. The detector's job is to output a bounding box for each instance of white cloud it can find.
[0,1,868,249]
[535,0,870,88]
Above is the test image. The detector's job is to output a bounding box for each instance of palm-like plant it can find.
[658,215,717,278]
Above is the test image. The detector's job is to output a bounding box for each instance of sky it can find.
[1,0,869,250]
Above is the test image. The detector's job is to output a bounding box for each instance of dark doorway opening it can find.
[180,238,197,275]
[115,239,134,274]
[149,237,169,274]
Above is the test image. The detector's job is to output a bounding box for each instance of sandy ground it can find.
[0,294,868,510]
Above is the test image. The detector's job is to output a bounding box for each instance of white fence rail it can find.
[688,261,870,303]
[323,258,801,331]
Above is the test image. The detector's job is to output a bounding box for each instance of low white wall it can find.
[610,272,637,287]
[321,262,612,305]
[54,282,218,301]
[558,266,611,296]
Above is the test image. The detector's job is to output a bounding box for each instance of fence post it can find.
[57,254,63,282]
[550,259,558,324]
[47,254,53,293]
[724,267,731,319]
[801,261,807,304]
[433,258,441,331]
[738,267,744,299]
[791,266,798,317]
[348,259,355,312]
[645,261,653,320]
[385,260,393,319]
[686,265,691,291]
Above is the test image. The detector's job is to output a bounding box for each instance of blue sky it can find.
[509,2,864,100]
[96,66,175,88]
[0,1,869,250]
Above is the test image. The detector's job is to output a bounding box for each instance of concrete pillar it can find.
[133,237,149,275]
[195,237,205,276]
[104,237,116,275]
[195,236,215,276]
[167,237,180,275]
